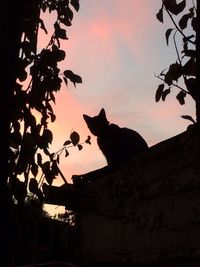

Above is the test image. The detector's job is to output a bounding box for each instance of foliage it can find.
[155,0,199,123]
[9,0,89,206]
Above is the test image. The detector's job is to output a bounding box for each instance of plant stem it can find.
[163,2,195,45]
[155,74,189,94]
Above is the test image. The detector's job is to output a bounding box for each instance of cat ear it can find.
[99,108,106,119]
[83,114,91,124]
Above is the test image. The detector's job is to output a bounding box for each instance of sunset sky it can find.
[40,0,195,209]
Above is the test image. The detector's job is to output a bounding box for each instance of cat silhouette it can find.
[72,108,148,187]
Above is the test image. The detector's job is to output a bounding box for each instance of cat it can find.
[72,108,148,187]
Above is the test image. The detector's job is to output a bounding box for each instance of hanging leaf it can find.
[44,129,53,144]
[162,88,171,101]
[39,18,48,34]
[70,131,80,146]
[182,57,196,76]
[155,83,165,102]
[77,144,83,151]
[49,112,56,122]
[63,77,68,88]
[156,8,163,23]
[66,7,74,21]
[85,135,91,145]
[183,49,196,58]
[42,161,50,173]
[45,171,55,185]
[176,91,186,105]
[165,28,174,46]
[63,70,82,87]
[54,23,68,39]
[63,140,71,146]
[65,149,69,157]
[165,63,182,85]
[191,17,197,31]
[179,13,191,30]
[70,0,80,12]
[163,0,186,15]
[52,160,59,176]
[176,0,186,14]
[37,153,42,167]
[31,163,38,177]
[29,178,38,194]
[181,115,196,124]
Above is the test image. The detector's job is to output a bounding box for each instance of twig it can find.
[154,74,189,94]
[162,1,195,45]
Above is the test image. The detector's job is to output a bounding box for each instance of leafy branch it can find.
[155,0,198,123]
[29,132,91,201]
[9,0,83,205]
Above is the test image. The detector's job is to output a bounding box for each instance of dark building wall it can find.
[79,126,200,265]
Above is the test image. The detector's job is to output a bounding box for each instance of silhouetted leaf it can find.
[52,45,66,61]
[182,57,196,76]
[10,132,22,149]
[155,83,165,102]
[39,18,48,34]
[54,22,68,39]
[165,28,174,46]
[45,171,55,185]
[29,178,38,194]
[77,144,83,151]
[179,13,191,30]
[183,49,196,58]
[156,8,163,23]
[165,63,182,85]
[35,188,44,203]
[63,140,71,146]
[52,160,59,176]
[63,77,68,87]
[176,91,186,105]
[70,0,80,12]
[49,112,56,122]
[60,16,72,27]
[42,161,50,173]
[63,70,82,86]
[43,147,49,156]
[13,178,26,203]
[50,92,55,103]
[41,2,47,12]
[162,88,171,101]
[70,131,80,146]
[191,17,197,31]
[85,135,91,144]
[18,68,27,82]
[176,0,186,14]
[65,149,69,157]
[43,129,53,144]
[181,115,196,124]
[64,7,74,22]
[46,102,53,113]
[37,153,42,166]
[185,78,197,98]
[31,164,38,177]
[164,0,186,15]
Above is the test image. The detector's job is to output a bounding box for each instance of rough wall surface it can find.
[79,126,200,265]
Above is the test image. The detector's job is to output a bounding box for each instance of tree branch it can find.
[154,74,189,94]
[162,1,195,45]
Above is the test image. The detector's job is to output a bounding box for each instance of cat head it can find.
[83,108,109,136]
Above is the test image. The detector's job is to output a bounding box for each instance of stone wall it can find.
[79,126,200,265]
